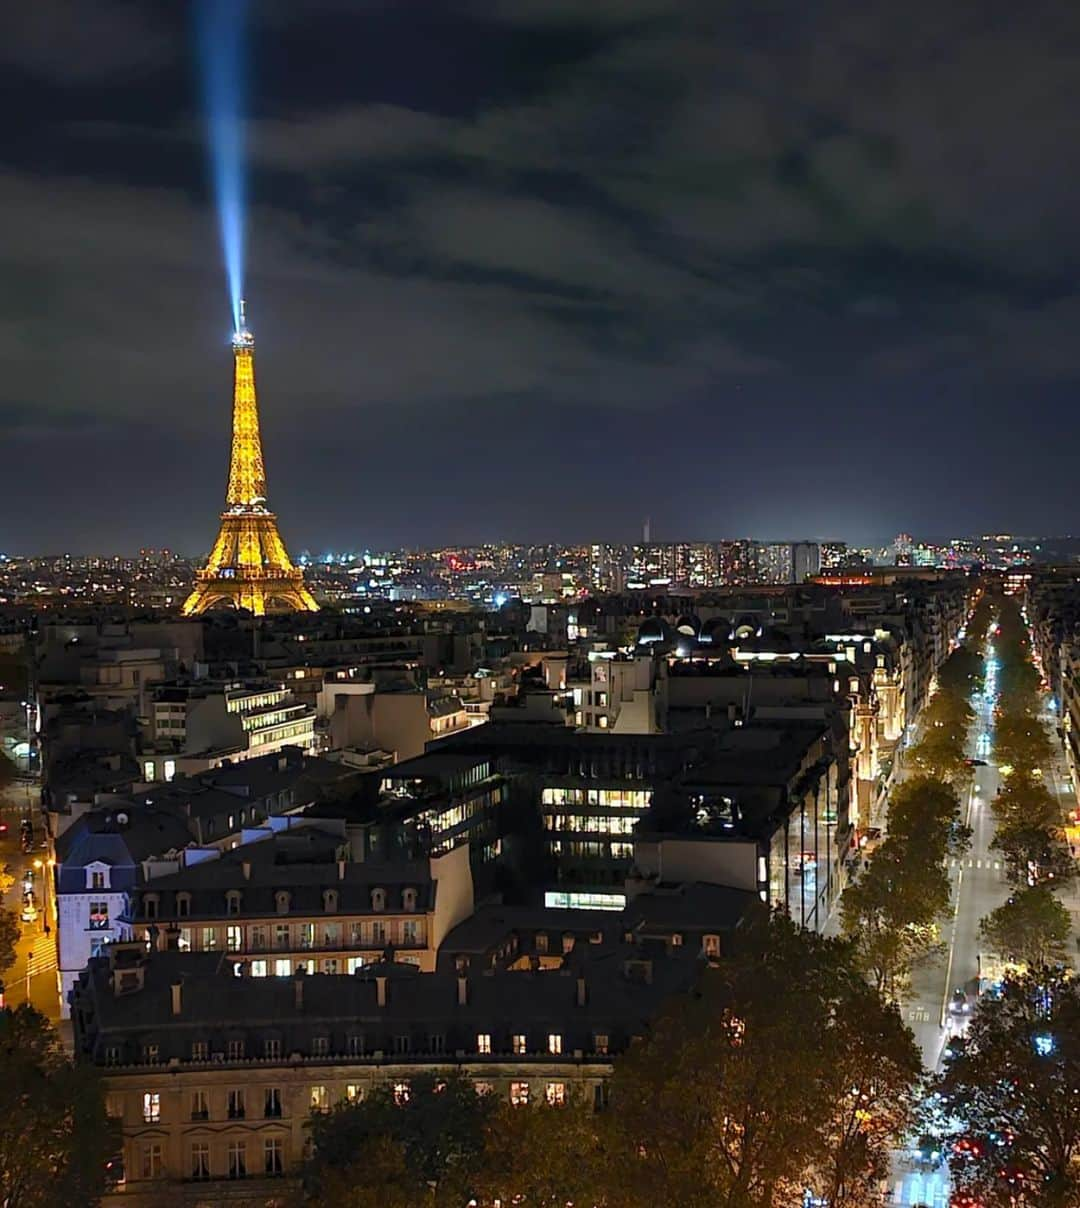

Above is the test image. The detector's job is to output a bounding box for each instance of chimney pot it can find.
[242,861,251,881]
[170,982,182,1015]
[338,859,346,881]
[376,975,388,1007]
[456,975,468,1006]
[576,976,586,1007]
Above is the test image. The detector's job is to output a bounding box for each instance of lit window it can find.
[203,927,218,950]
[310,1086,329,1113]
[346,1084,362,1104]
[510,1081,530,1106]
[89,901,109,930]
[547,1033,562,1055]
[703,934,721,958]
[477,1033,492,1055]
[226,1038,245,1061]
[275,959,291,977]
[512,1034,527,1055]
[545,1081,566,1106]
[227,925,242,951]
[251,959,267,978]
[393,1081,410,1105]
[142,1044,159,1064]
[474,1080,495,1096]
[593,1033,609,1055]
[164,759,176,782]
[142,1091,160,1123]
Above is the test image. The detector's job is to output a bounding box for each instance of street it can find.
[0,786,59,1022]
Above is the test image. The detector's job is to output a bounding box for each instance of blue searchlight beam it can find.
[196,0,250,333]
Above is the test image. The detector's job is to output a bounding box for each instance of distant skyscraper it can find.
[791,542,821,583]
[183,302,318,617]
[820,541,847,570]
[717,540,755,585]
[754,542,793,585]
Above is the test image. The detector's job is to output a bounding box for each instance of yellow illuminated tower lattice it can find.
[182,302,318,617]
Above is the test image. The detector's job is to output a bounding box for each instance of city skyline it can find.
[4,1,1080,551]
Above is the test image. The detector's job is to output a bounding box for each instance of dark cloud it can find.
[0,1,170,83]
[3,0,1080,551]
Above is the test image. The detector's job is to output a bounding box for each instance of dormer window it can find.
[143,895,159,921]
[88,867,108,891]
[402,888,417,913]
[177,893,191,918]
[323,889,338,914]
[535,933,548,954]
[226,891,242,916]
[275,891,291,915]
[371,888,386,913]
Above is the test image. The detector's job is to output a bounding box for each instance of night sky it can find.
[4,0,1080,555]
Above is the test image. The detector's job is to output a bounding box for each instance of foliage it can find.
[0,907,18,974]
[978,886,1071,969]
[841,837,951,997]
[0,1005,118,1208]
[601,912,921,1208]
[887,775,970,858]
[305,1070,496,1206]
[931,971,1080,1208]
[305,1136,417,1208]
[472,1095,607,1207]
[842,775,969,996]
[991,823,1075,889]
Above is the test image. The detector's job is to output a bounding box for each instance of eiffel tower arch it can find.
[182,303,318,617]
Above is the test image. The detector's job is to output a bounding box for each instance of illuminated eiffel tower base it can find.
[182,302,318,617]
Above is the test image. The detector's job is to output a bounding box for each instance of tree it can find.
[603,912,921,1208]
[305,1070,495,1206]
[979,886,1071,970]
[992,823,1075,889]
[887,775,970,858]
[841,837,951,997]
[0,1005,118,1208]
[306,1136,417,1208]
[472,1095,608,1207]
[0,907,18,974]
[931,971,1080,1207]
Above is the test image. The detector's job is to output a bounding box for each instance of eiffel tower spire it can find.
[182,303,318,617]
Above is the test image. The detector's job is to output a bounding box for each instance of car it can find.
[20,902,37,924]
[964,758,988,767]
[949,989,971,1016]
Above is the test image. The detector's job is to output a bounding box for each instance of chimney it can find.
[170,982,182,1015]
[376,976,388,1007]
[242,861,251,881]
[338,859,346,881]
[456,975,468,1006]
[576,976,587,1008]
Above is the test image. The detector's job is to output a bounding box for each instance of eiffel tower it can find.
[182,301,318,617]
